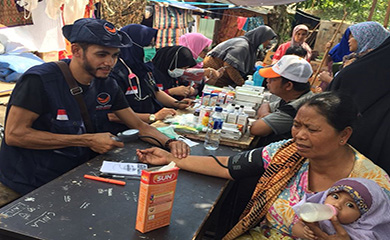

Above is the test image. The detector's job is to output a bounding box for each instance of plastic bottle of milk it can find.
[294,203,337,222]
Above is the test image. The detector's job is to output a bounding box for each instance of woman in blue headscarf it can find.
[108,24,192,133]
[328,28,352,63]
[344,21,390,66]
[318,22,390,92]
[316,28,352,91]
[329,21,390,174]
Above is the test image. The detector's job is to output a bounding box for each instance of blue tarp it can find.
[0,52,44,82]
[149,0,208,12]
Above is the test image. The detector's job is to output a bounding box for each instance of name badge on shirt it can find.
[125,86,138,95]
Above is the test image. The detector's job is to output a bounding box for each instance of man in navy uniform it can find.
[0,18,189,206]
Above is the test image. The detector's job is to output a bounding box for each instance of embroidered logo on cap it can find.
[104,22,117,35]
[97,92,111,105]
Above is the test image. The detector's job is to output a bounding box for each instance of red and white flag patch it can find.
[56,109,69,120]
[156,84,163,91]
[125,86,138,95]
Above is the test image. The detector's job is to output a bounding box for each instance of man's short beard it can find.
[82,53,108,80]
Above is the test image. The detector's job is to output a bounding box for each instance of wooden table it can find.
[0,140,241,240]
[176,131,254,150]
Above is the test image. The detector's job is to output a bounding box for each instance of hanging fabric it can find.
[100,0,146,29]
[45,0,64,20]
[15,0,39,19]
[153,4,189,49]
[242,16,264,32]
[237,17,247,30]
[0,0,33,27]
[63,0,89,24]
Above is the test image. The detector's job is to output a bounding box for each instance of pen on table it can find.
[113,175,141,180]
[84,174,126,186]
[99,173,141,180]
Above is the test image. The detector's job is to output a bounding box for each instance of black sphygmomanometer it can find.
[112,129,165,149]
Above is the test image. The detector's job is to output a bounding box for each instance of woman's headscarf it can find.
[152,45,196,87]
[119,24,157,78]
[304,178,390,239]
[179,33,212,68]
[329,28,352,62]
[349,21,390,54]
[291,24,312,60]
[207,25,276,75]
[152,46,196,73]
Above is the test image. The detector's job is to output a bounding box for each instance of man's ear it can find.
[284,81,294,91]
[71,43,82,57]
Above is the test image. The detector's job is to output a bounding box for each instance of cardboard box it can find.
[135,165,179,233]
[36,51,59,62]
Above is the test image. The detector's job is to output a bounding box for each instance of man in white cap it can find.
[0,18,189,206]
[250,55,313,146]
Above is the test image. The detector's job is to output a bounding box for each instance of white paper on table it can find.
[178,136,199,147]
[158,161,177,171]
[100,161,148,176]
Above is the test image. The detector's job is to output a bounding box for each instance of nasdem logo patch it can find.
[97,92,111,105]
[104,22,117,35]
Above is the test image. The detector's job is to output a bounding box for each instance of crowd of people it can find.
[0,16,389,240]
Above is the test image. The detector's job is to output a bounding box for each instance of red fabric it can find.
[273,42,291,62]
[237,17,247,30]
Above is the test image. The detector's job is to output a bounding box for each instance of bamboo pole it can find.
[384,0,390,28]
[368,0,378,21]
[306,22,321,40]
[310,11,348,87]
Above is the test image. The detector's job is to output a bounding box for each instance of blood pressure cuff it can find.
[228,147,265,180]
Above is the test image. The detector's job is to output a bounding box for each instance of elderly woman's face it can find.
[348,33,358,52]
[292,105,343,159]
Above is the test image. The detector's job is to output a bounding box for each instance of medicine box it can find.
[135,166,179,233]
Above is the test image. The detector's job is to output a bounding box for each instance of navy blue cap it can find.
[62,18,132,48]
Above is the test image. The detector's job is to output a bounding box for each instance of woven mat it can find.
[0,0,33,28]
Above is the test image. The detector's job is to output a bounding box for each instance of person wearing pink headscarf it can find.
[179,33,212,68]
[272,24,312,64]
[178,33,223,93]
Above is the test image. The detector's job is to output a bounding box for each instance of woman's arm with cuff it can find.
[136,147,265,180]
[137,147,232,179]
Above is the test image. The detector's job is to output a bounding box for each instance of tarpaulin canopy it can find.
[217,0,306,7]
[149,0,207,12]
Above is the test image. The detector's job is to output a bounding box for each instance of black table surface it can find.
[0,141,241,240]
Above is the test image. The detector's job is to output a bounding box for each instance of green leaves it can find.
[297,0,388,24]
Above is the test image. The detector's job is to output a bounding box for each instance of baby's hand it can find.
[303,225,317,240]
